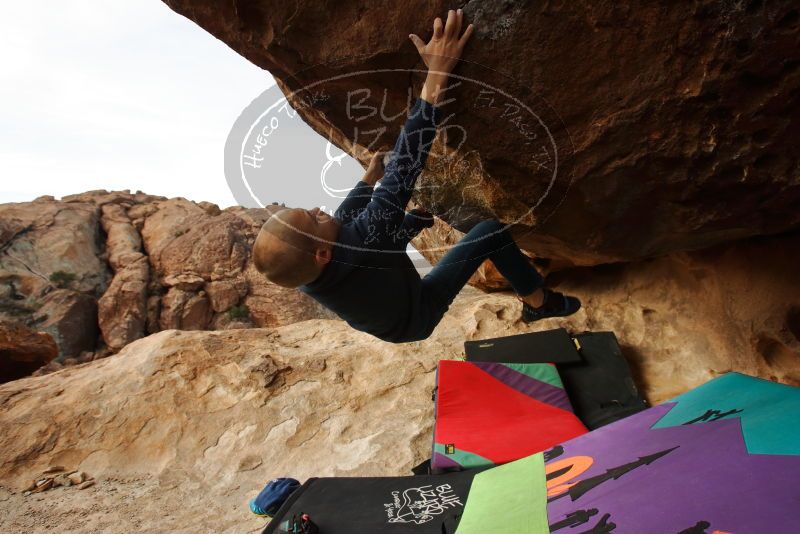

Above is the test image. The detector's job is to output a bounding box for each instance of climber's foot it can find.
[521,288,581,323]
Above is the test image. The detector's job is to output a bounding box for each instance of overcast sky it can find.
[0,0,359,208]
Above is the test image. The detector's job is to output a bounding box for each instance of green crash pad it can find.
[455,453,549,534]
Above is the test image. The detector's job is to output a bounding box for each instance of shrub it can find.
[49,270,76,288]
[228,304,250,320]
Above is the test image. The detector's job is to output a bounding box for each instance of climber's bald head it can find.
[253,207,339,288]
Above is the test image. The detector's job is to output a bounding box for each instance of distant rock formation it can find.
[2,186,799,387]
[164,0,800,266]
[0,191,334,373]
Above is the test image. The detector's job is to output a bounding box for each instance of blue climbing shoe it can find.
[521,288,581,323]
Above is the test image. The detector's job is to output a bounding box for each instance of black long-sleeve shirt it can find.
[299,97,443,342]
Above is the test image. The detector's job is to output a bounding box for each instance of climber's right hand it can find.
[409,9,473,77]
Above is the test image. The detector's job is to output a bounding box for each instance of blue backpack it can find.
[249,478,300,517]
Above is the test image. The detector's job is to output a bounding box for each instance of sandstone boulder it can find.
[164,0,800,265]
[98,258,149,352]
[100,203,145,271]
[205,279,247,313]
[162,273,205,291]
[0,199,109,359]
[141,198,249,281]
[159,288,212,331]
[97,203,149,351]
[0,199,109,307]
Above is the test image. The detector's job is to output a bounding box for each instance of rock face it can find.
[164,0,800,265]
[1,241,798,530]
[0,191,333,371]
[0,197,109,360]
[550,232,800,401]
[0,323,57,384]
[32,289,99,360]
[97,202,149,351]
[416,227,800,401]
[0,197,109,303]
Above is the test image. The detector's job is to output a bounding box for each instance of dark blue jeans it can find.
[409,220,544,340]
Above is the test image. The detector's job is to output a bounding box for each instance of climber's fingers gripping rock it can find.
[409,9,474,76]
[362,148,391,187]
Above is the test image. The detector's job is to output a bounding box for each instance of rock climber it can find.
[253,10,581,343]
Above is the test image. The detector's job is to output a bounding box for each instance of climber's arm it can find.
[412,9,474,107]
[334,150,392,223]
[359,97,441,225]
[353,10,473,233]
[334,180,373,224]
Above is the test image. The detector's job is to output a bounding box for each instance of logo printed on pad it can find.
[384,484,463,524]
[445,444,456,455]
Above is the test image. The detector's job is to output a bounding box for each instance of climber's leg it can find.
[415,220,549,336]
